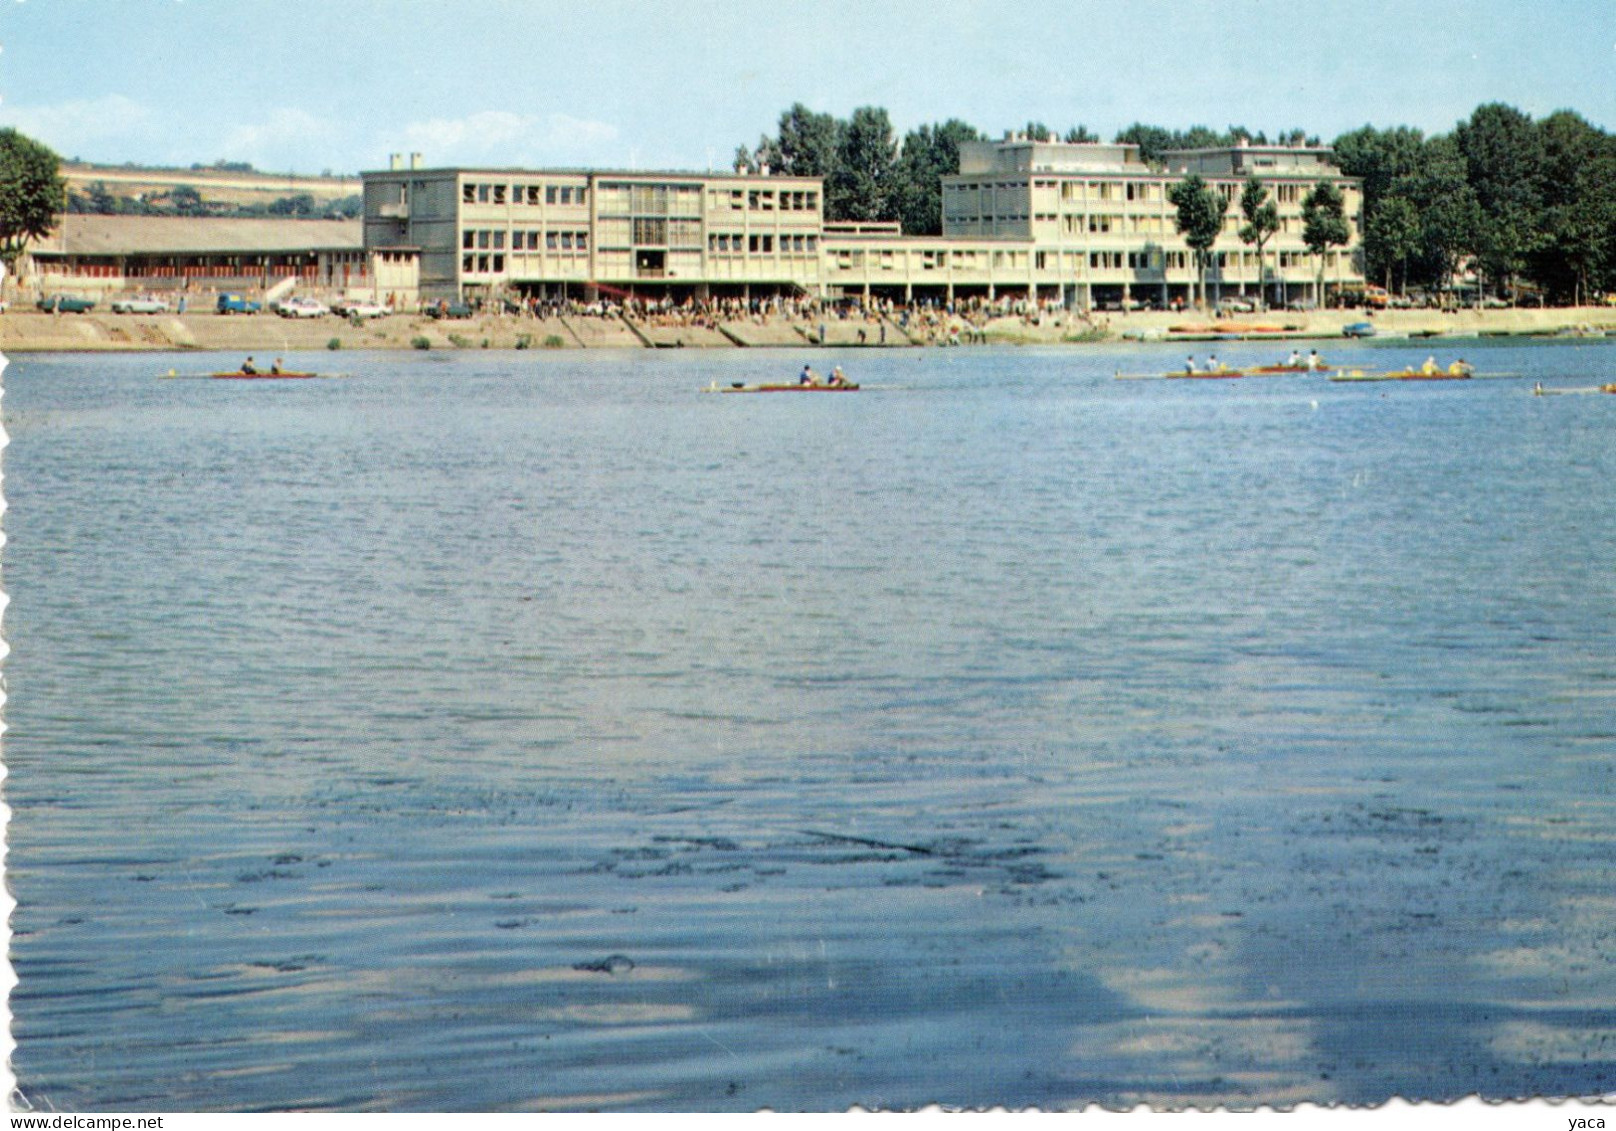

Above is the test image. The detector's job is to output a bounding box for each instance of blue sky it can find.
[1,0,1612,173]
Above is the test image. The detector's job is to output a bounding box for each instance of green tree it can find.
[1114,123,1175,165]
[325,194,363,220]
[1331,124,1426,287]
[1533,110,1616,304]
[268,192,317,217]
[1301,180,1352,304]
[1454,103,1546,299]
[1022,121,1052,141]
[169,184,206,216]
[828,106,899,223]
[1063,125,1098,144]
[894,119,981,236]
[732,144,757,174]
[1237,175,1280,304]
[0,128,67,264]
[1365,194,1420,292]
[1167,174,1227,308]
[764,103,843,178]
[1173,125,1223,151]
[1407,135,1481,298]
[85,179,118,214]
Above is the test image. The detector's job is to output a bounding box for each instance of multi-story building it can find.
[359,139,1363,310]
[363,154,825,304]
[934,136,1363,309]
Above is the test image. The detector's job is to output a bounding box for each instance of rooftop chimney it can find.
[389,153,403,171]
[410,152,422,170]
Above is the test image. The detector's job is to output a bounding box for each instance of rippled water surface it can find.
[6,342,1616,1110]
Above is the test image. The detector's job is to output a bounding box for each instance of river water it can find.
[5,341,1616,1110]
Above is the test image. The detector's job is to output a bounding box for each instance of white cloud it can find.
[218,108,347,171]
[0,94,159,160]
[0,94,624,174]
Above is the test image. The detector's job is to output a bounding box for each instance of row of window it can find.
[464,228,592,252]
[462,181,590,207]
[708,233,819,254]
[951,180,1340,204]
[820,247,1349,275]
[710,188,820,213]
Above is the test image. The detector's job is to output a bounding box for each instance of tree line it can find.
[1334,104,1616,304]
[738,102,1616,303]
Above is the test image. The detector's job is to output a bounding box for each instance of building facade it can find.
[360,139,1364,310]
[936,137,1364,309]
[20,215,368,297]
[363,156,826,304]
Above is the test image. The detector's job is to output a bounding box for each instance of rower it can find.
[1421,355,1439,376]
[828,366,849,387]
[799,363,818,386]
[1448,358,1473,377]
[1184,356,1198,374]
[270,357,284,375]
[240,356,257,375]
[1208,353,1223,373]
[1286,350,1301,367]
[1307,349,1322,371]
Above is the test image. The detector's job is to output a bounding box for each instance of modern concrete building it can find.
[936,136,1364,309]
[363,154,825,304]
[358,138,1364,310]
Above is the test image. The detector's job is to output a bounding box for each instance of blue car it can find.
[216,293,262,315]
[1343,321,1377,338]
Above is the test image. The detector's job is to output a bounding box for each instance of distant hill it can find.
[63,163,361,219]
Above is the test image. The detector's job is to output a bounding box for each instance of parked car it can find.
[331,298,389,319]
[425,301,474,319]
[277,297,330,319]
[1216,297,1257,315]
[110,295,170,314]
[38,294,97,313]
[216,293,261,315]
[1284,298,1318,312]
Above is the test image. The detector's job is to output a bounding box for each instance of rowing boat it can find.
[160,369,344,380]
[1330,368,1473,382]
[1248,363,1327,374]
[1114,369,1247,380]
[209,370,322,380]
[706,381,860,393]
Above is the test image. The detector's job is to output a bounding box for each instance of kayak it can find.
[707,381,860,393]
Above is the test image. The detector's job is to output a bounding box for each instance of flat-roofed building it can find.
[939,136,1364,309]
[359,140,1362,311]
[363,159,824,303]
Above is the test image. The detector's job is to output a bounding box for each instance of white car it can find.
[334,299,389,319]
[110,296,170,314]
[277,298,330,319]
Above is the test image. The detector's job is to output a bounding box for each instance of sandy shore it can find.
[1,304,1612,354]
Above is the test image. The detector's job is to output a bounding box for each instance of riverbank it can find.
[2,303,1613,353]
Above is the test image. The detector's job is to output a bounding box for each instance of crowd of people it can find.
[440,291,1105,345]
